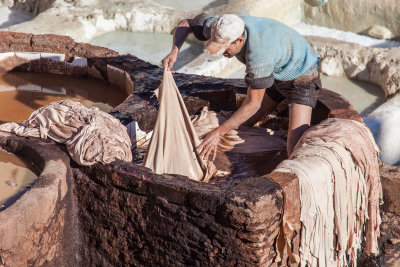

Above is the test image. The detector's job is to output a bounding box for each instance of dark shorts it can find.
[266,70,322,108]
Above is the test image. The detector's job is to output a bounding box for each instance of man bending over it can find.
[162,13,321,159]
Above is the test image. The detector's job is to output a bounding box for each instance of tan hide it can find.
[274,118,381,267]
[0,100,132,166]
[143,70,207,181]
[192,107,286,154]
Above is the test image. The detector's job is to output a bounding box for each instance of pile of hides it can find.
[143,69,215,181]
[0,100,132,166]
[192,107,286,154]
[274,118,382,266]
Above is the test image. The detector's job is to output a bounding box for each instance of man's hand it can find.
[162,48,179,71]
[196,128,222,161]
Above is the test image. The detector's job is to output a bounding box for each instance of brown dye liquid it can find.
[0,149,39,210]
[0,72,127,123]
[209,150,287,185]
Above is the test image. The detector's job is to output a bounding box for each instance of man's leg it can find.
[287,103,312,157]
[242,92,278,126]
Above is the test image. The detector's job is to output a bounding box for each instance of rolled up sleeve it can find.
[245,73,274,89]
[245,64,274,89]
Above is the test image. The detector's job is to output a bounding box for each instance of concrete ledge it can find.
[0,134,74,266]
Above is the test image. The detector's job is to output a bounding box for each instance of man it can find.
[162,13,321,160]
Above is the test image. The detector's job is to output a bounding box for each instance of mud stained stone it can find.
[0,32,32,52]
[73,162,283,266]
[0,135,77,267]
[65,56,88,77]
[111,93,159,132]
[0,52,16,72]
[125,71,133,95]
[88,65,105,81]
[380,164,400,215]
[72,43,119,58]
[31,34,75,54]
[107,64,126,92]
[87,58,108,82]
[40,53,65,74]
[14,52,41,72]
[358,211,400,266]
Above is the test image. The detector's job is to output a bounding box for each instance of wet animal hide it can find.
[0,100,132,166]
[274,118,382,267]
[143,70,212,181]
[192,107,286,154]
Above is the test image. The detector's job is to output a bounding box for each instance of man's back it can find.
[237,14,318,81]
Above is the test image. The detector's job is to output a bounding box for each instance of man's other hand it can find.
[196,128,222,161]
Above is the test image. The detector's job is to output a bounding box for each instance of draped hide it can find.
[274,118,382,266]
[0,100,132,166]
[143,70,211,181]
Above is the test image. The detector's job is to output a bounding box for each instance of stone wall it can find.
[73,163,283,266]
[303,0,400,39]
[306,36,400,97]
[0,134,78,266]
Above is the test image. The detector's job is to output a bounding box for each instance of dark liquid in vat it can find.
[0,72,127,123]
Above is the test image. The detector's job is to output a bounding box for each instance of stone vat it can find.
[0,32,398,266]
[0,134,75,266]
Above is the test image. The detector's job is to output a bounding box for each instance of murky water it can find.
[0,149,38,210]
[89,31,203,69]
[320,75,385,116]
[0,72,127,123]
[209,150,287,185]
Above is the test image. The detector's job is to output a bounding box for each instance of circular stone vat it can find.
[0,31,132,266]
[76,53,361,265]
[0,133,72,266]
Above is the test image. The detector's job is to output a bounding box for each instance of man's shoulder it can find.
[238,14,281,26]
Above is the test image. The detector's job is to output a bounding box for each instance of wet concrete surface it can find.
[0,71,127,123]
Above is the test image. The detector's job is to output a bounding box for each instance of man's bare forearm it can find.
[172,19,192,51]
[218,87,265,135]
